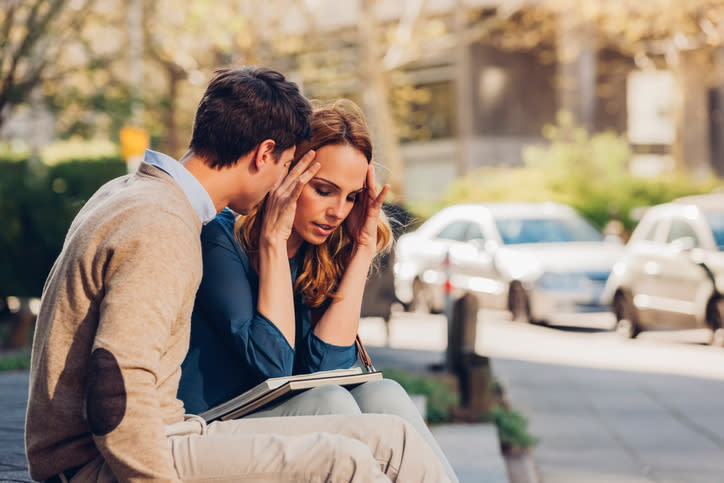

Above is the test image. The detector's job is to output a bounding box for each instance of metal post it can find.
[444,250,454,371]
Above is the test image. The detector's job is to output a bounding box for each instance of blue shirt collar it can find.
[143,149,216,224]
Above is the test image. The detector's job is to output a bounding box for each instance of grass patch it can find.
[382,366,539,452]
[491,406,538,451]
[0,349,31,371]
[382,367,459,424]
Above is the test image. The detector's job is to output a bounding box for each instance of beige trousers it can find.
[72,413,450,482]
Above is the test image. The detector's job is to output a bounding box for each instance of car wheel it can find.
[409,278,431,313]
[706,298,724,348]
[613,291,640,339]
[509,282,531,323]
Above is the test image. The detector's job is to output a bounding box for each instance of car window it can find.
[466,223,485,241]
[435,221,471,241]
[666,218,700,246]
[642,219,663,242]
[495,216,603,244]
[705,212,724,250]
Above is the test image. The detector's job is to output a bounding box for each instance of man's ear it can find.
[253,139,277,171]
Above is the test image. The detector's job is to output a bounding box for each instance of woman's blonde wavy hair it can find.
[234,99,393,308]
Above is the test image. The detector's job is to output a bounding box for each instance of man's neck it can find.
[181,150,226,214]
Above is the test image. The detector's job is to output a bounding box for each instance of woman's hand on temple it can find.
[346,162,389,254]
[260,150,320,246]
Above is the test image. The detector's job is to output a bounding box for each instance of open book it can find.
[199,367,383,422]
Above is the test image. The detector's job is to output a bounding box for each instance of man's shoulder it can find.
[92,171,198,227]
[66,174,202,260]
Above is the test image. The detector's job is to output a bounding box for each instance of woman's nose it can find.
[327,198,348,220]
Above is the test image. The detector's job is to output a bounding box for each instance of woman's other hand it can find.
[346,162,389,255]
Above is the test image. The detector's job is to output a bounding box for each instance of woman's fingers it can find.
[365,163,378,199]
[289,161,320,201]
[270,151,319,207]
[285,150,318,191]
[366,163,388,209]
[298,159,321,186]
[361,164,388,225]
[374,184,390,208]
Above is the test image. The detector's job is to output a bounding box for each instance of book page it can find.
[199,367,368,422]
[219,370,383,421]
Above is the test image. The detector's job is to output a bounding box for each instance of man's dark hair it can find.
[190,66,313,169]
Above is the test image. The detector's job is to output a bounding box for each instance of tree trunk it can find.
[673,48,712,178]
[358,0,405,201]
[6,298,34,349]
[162,68,183,157]
[557,11,597,132]
[454,0,472,176]
[713,46,724,176]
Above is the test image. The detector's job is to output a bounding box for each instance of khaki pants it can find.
[71,413,449,482]
[247,381,458,482]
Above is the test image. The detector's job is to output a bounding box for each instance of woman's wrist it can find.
[259,235,288,259]
[352,243,377,262]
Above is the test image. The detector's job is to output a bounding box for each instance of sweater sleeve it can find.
[193,215,295,382]
[88,213,197,482]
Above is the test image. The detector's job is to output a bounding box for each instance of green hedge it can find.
[381,368,459,423]
[436,113,720,232]
[0,157,127,296]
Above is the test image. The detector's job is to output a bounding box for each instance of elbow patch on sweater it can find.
[86,348,126,436]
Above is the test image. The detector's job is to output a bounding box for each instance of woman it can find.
[179,100,457,481]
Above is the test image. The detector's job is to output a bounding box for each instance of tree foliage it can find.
[478,1,724,62]
[0,155,125,296]
[442,111,720,231]
[0,0,97,130]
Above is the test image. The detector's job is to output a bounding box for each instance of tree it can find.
[140,0,257,155]
[0,0,95,131]
[24,1,260,155]
[242,0,464,200]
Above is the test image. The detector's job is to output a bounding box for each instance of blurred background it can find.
[3,0,724,349]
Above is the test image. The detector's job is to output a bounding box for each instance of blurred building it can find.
[262,0,722,201]
[254,1,625,201]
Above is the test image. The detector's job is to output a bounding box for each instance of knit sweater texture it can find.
[25,162,203,481]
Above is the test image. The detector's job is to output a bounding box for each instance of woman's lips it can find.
[312,222,335,236]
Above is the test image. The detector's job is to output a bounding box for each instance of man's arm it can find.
[87,214,198,481]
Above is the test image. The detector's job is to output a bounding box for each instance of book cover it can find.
[199,367,383,422]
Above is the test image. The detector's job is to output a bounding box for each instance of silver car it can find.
[394,202,623,323]
[601,194,724,345]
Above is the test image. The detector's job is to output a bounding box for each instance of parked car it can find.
[601,194,724,345]
[394,202,623,323]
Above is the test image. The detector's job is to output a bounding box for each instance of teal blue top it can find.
[178,209,357,414]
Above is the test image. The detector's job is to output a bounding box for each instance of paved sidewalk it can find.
[367,344,510,483]
[0,371,30,483]
[492,356,724,483]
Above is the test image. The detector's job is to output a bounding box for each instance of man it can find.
[25,67,449,482]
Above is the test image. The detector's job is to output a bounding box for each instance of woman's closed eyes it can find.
[312,182,363,203]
